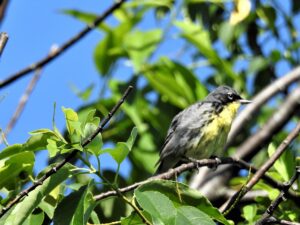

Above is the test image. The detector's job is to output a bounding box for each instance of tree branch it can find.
[0,69,42,144]
[0,0,9,25]
[0,32,8,57]
[255,166,300,225]
[0,0,127,89]
[93,157,299,202]
[220,122,300,214]
[0,85,133,218]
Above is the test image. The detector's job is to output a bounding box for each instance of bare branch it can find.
[93,157,299,202]
[220,122,300,214]
[0,0,9,24]
[256,167,300,225]
[0,32,8,57]
[0,0,127,89]
[0,85,133,218]
[0,69,42,144]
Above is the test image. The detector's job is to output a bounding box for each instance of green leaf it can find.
[135,180,231,225]
[69,83,95,101]
[46,139,60,158]
[22,211,44,225]
[125,0,173,8]
[257,6,276,29]
[176,20,239,82]
[39,200,55,219]
[23,129,67,153]
[94,16,141,75]
[144,57,206,108]
[83,123,103,156]
[101,127,137,164]
[126,127,138,150]
[175,206,215,225]
[62,107,82,136]
[135,190,176,224]
[103,142,130,165]
[53,181,96,225]
[0,151,35,190]
[0,164,72,225]
[248,57,269,74]
[62,9,98,26]
[0,144,23,160]
[219,22,235,47]
[242,205,257,223]
[123,29,162,72]
[267,143,295,181]
[94,31,117,75]
[121,211,147,225]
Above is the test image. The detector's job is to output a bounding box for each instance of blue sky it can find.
[0,1,123,173]
[0,0,299,177]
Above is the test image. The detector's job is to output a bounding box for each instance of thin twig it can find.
[93,157,299,202]
[0,32,8,57]
[227,66,300,148]
[256,167,300,225]
[0,69,42,144]
[0,85,133,218]
[220,122,300,214]
[0,0,127,89]
[0,0,9,24]
[276,220,300,225]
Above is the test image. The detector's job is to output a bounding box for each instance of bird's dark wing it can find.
[155,102,209,174]
[159,110,183,154]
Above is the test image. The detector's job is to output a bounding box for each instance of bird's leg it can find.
[182,156,200,170]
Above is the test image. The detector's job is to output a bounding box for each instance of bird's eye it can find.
[227,92,234,100]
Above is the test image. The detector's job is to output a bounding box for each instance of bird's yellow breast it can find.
[188,101,241,158]
[204,101,240,138]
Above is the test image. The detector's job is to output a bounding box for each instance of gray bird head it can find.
[205,85,251,105]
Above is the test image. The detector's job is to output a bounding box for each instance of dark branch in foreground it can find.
[220,122,300,214]
[0,85,133,218]
[255,166,300,225]
[0,0,126,89]
[93,157,299,202]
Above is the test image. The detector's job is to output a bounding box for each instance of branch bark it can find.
[0,32,8,57]
[93,157,299,202]
[220,122,300,213]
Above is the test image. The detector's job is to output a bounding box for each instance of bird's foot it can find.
[208,155,221,171]
[182,157,200,171]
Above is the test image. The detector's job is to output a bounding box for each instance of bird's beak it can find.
[239,99,252,104]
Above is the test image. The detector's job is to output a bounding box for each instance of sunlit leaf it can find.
[0,164,73,225]
[229,0,251,25]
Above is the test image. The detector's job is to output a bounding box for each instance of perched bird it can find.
[155,85,251,174]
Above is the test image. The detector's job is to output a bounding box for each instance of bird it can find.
[155,85,251,174]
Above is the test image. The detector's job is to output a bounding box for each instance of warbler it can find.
[155,85,251,174]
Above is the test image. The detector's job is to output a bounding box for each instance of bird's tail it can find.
[154,156,180,175]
